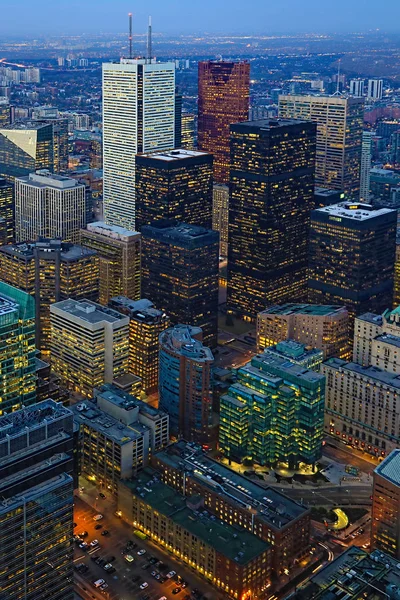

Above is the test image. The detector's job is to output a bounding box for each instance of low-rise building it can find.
[263,340,323,371]
[353,307,400,366]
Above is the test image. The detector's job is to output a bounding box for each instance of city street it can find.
[270,483,373,507]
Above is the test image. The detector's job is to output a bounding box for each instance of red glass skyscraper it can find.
[198,60,250,184]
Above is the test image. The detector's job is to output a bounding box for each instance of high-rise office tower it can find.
[0,281,36,415]
[181,112,195,149]
[0,177,14,244]
[219,350,325,468]
[349,78,365,97]
[360,131,373,202]
[279,94,364,198]
[227,119,316,318]
[0,239,99,355]
[0,401,75,600]
[198,60,250,183]
[371,450,400,558]
[102,57,175,230]
[15,170,86,243]
[135,149,213,230]
[0,98,10,126]
[212,183,229,257]
[0,121,53,182]
[34,117,69,173]
[174,87,182,148]
[159,324,214,444]
[51,299,130,398]
[309,202,397,320]
[394,241,400,308]
[368,78,383,101]
[109,297,170,395]
[80,221,141,305]
[142,221,219,347]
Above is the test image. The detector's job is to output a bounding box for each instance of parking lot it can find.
[73,496,220,600]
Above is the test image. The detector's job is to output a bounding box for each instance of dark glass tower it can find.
[135,149,213,230]
[0,177,14,244]
[308,202,397,320]
[0,122,53,182]
[141,221,219,347]
[227,118,317,318]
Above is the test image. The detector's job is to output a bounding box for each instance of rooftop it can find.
[356,312,384,326]
[0,239,97,262]
[17,170,85,190]
[323,357,400,390]
[142,221,218,248]
[314,201,395,221]
[160,325,214,363]
[250,352,325,386]
[231,117,314,131]
[375,333,400,349]
[0,120,52,131]
[110,297,168,324]
[0,473,73,514]
[94,384,167,420]
[155,441,309,529]
[123,468,270,564]
[0,400,72,441]
[375,449,400,486]
[264,340,323,362]
[50,299,129,327]
[259,303,347,318]
[138,148,211,162]
[85,221,139,241]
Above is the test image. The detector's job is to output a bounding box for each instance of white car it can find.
[124,554,134,563]
[94,579,105,588]
[90,539,99,547]
[140,582,149,590]
[93,514,103,521]
[103,563,113,571]
[137,549,146,556]
[100,583,109,590]
[166,570,176,579]
[79,542,89,550]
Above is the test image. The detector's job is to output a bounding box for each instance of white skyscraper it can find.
[102,58,175,230]
[15,170,86,243]
[368,79,383,101]
[349,78,365,97]
[360,131,373,202]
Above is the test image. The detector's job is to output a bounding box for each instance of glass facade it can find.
[0,177,14,245]
[0,123,53,182]
[227,119,316,318]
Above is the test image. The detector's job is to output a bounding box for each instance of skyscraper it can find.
[371,449,400,558]
[0,401,75,600]
[181,112,195,149]
[198,60,250,183]
[227,119,316,318]
[141,221,219,347]
[0,177,14,244]
[15,170,86,243]
[0,239,99,355]
[80,221,141,305]
[102,58,175,230]
[279,94,364,198]
[212,183,229,257]
[33,117,69,173]
[0,98,10,126]
[349,78,365,97]
[174,87,182,148]
[0,281,36,415]
[360,131,373,202]
[309,202,397,321]
[135,149,213,230]
[0,121,53,182]
[368,79,383,101]
[50,299,130,398]
[159,324,214,444]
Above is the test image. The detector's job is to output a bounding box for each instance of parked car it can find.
[101,530,109,536]
[166,571,176,579]
[78,531,89,538]
[93,514,103,521]
[90,539,99,547]
[172,588,182,595]
[140,582,149,590]
[99,492,106,499]
[94,524,102,530]
[137,549,146,556]
[125,554,135,563]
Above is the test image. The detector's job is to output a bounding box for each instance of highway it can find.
[269,483,372,507]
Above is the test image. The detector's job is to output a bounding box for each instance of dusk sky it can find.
[1,0,400,35]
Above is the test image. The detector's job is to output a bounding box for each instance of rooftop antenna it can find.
[333,58,341,96]
[147,16,152,63]
[128,12,133,59]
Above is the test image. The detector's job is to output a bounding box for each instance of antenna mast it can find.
[333,58,342,95]
[128,13,133,59]
[147,16,152,63]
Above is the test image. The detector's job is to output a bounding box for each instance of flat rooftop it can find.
[138,148,210,162]
[0,120,52,131]
[142,221,219,248]
[375,333,400,348]
[0,473,73,514]
[94,384,166,420]
[51,299,129,326]
[110,297,167,323]
[160,325,214,363]
[123,469,270,564]
[231,117,313,131]
[314,201,395,221]
[0,239,97,262]
[85,221,139,241]
[17,170,85,190]
[356,312,383,326]
[375,449,400,486]
[264,340,323,361]
[259,303,347,317]
[323,357,400,389]
[250,352,325,385]
[155,441,309,529]
[0,400,72,441]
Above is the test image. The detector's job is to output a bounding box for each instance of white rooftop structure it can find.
[141,148,210,162]
[316,201,394,221]
[86,221,139,241]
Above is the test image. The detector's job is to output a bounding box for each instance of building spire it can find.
[128,12,133,59]
[147,16,152,63]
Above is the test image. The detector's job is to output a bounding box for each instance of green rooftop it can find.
[260,303,346,317]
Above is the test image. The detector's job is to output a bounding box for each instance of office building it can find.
[227,119,316,318]
[109,297,170,394]
[118,468,271,599]
[360,131,373,202]
[151,441,311,574]
[370,168,400,203]
[212,184,229,257]
[72,384,169,494]
[322,357,400,457]
[0,177,14,244]
[395,242,400,308]
[0,121,53,182]
[15,170,86,243]
[262,340,323,370]
[353,309,400,366]
[80,221,141,305]
[159,325,214,444]
[219,351,325,468]
[309,202,397,321]
[181,112,195,148]
[314,187,345,208]
[371,450,400,558]
[279,94,364,198]
[295,547,400,600]
[102,58,175,230]
[0,281,36,415]
[174,87,182,148]
[368,78,383,100]
[0,239,99,355]
[50,299,130,398]
[198,60,250,183]
[33,117,69,173]
[0,401,74,600]
[0,98,10,126]
[135,149,213,230]
[349,78,365,97]
[257,303,350,359]
[142,221,219,347]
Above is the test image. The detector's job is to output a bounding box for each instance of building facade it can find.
[367,78,383,100]
[181,112,195,149]
[360,131,372,202]
[80,221,141,305]
[135,149,213,231]
[159,325,214,444]
[0,177,14,245]
[102,58,175,230]
[142,221,219,347]
[212,184,229,258]
[50,299,129,398]
[279,94,364,198]
[371,450,400,559]
[227,119,316,318]
[353,308,400,366]
[198,60,250,184]
[0,121,53,182]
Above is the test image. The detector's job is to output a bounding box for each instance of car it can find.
[74,563,87,572]
[93,514,103,521]
[100,583,109,591]
[132,575,141,582]
[166,571,176,579]
[142,563,150,570]
[99,492,106,499]
[137,549,146,556]
[127,541,137,549]
[78,531,89,538]
[149,556,158,564]
[151,570,158,577]
[155,574,162,581]
[106,556,116,563]
[73,522,77,528]
[114,510,122,518]
[140,582,149,590]
[79,542,89,550]
[94,524,103,530]
[158,597,168,600]
[101,530,109,536]
[181,581,188,589]
[91,555,99,562]
[74,535,82,543]
[90,539,99,547]
[125,554,135,563]
[93,579,105,588]
[173,588,182,595]
[159,576,167,583]
[103,563,113,571]
[95,557,104,565]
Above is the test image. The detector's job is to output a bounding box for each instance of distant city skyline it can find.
[1,0,400,35]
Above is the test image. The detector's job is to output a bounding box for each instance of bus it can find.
[134,530,147,540]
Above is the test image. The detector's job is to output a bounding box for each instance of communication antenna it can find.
[147,16,152,63]
[128,12,133,59]
[333,58,342,96]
